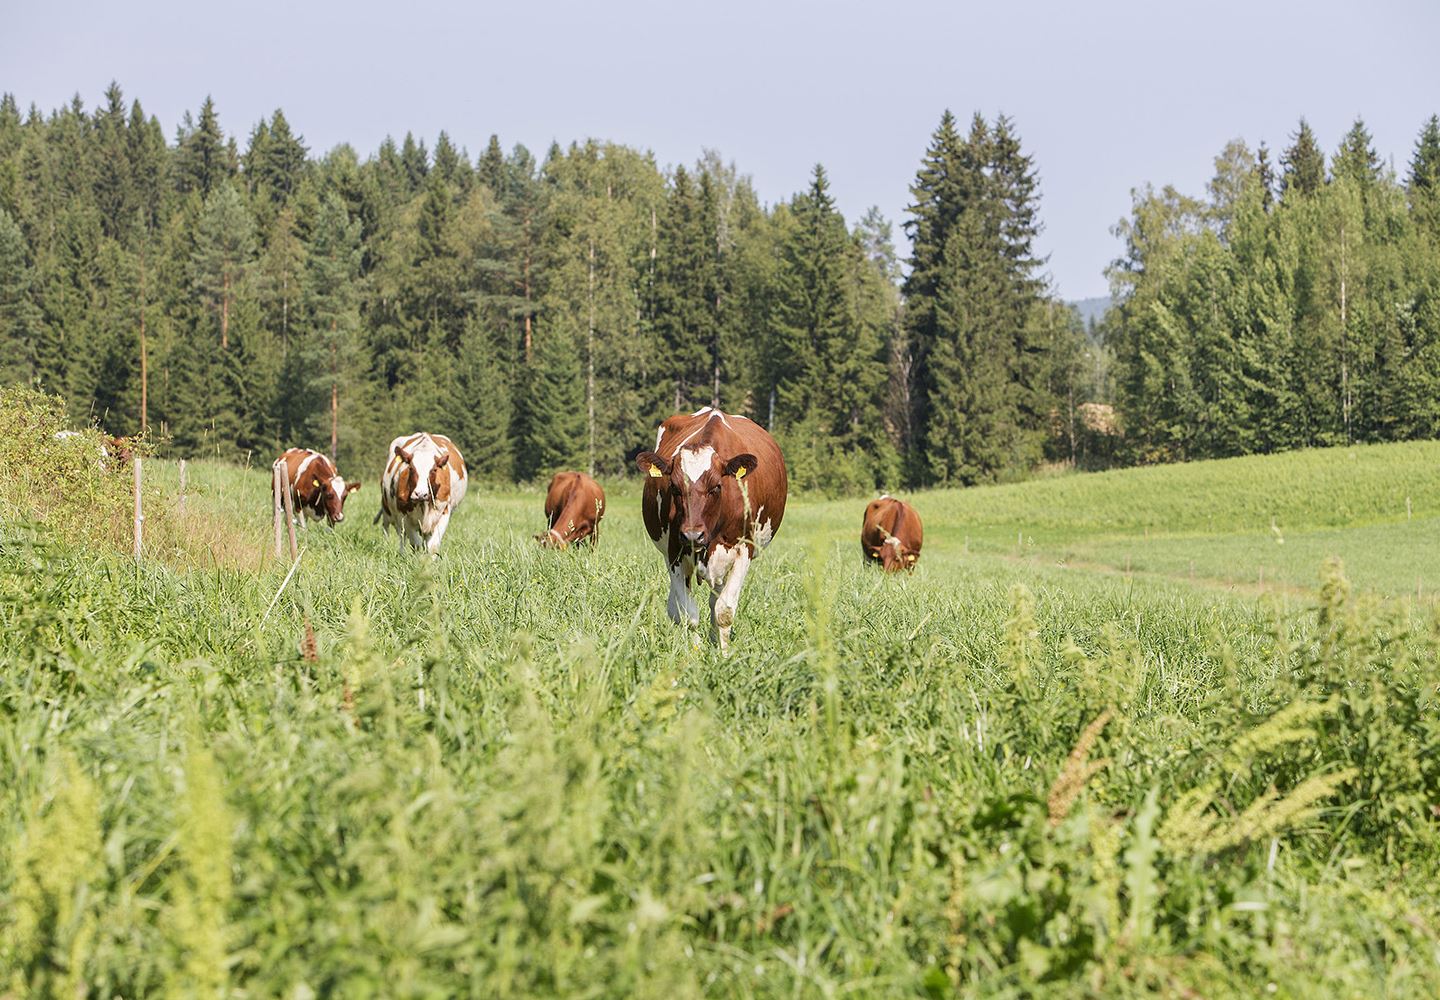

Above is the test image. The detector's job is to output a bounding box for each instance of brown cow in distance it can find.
[862,495,922,572]
[276,447,360,526]
[634,407,787,651]
[537,471,606,548]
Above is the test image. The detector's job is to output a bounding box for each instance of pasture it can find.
[4,430,1440,996]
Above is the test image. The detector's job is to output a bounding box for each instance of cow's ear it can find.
[435,450,450,468]
[723,454,757,480]
[346,481,361,494]
[636,451,669,478]
[394,444,413,464]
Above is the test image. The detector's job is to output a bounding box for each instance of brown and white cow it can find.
[634,407,787,650]
[276,447,361,526]
[536,471,606,548]
[377,432,468,554]
[861,495,922,572]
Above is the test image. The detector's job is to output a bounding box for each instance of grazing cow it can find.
[53,429,134,472]
[634,407,787,650]
[276,447,360,526]
[536,471,606,548]
[377,432,467,554]
[861,495,923,572]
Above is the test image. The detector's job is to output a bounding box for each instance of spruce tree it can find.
[651,165,712,409]
[400,132,428,193]
[1409,115,1440,235]
[1281,119,1325,198]
[1332,118,1381,188]
[93,82,135,241]
[0,206,39,383]
[191,182,254,350]
[519,320,584,478]
[175,97,230,198]
[304,193,362,458]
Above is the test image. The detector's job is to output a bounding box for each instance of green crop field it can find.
[4,402,1440,997]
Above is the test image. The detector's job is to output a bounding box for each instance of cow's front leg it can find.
[426,510,453,556]
[666,558,700,628]
[708,546,751,652]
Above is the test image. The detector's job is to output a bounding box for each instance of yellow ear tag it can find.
[313,479,321,488]
[735,466,746,480]
[648,464,663,478]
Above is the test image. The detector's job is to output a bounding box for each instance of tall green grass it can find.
[3,426,1440,996]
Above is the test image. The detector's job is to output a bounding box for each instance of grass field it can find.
[4,421,1440,997]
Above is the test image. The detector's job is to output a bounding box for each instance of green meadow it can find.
[4,412,1440,996]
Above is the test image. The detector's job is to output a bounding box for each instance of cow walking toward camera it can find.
[862,495,922,572]
[276,448,361,526]
[537,471,605,548]
[377,432,467,554]
[635,407,787,651]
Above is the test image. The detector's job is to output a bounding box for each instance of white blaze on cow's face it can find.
[637,446,759,553]
[327,476,348,523]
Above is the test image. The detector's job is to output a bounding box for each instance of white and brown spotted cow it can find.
[861,495,922,572]
[377,432,467,554]
[276,447,360,526]
[536,471,606,548]
[634,407,787,651]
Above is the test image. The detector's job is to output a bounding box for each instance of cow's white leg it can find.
[710,547,752,653]
[667,559,699,627]
[426,511,453,556]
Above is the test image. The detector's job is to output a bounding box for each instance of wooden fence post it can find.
[132,456,143,563]
[178,458,187,518]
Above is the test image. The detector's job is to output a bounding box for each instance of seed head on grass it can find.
[1048,707,1114,825]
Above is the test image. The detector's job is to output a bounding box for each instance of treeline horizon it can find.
[1106,115,1440,461]
[0,85,1435,490]
[0,85,1093,492]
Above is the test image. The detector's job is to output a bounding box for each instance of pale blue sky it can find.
[4,0,1438,299]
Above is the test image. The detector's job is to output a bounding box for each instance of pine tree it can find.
[1281,119,1325,199]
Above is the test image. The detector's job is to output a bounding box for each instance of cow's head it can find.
[878,537,919,573]
[635,446,757,552]
[320,476,361,524]
[535,527,568,549]
[394,443,451,507]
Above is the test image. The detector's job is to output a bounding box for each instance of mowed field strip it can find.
[5,436,1440,996]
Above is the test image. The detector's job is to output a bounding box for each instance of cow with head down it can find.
[634,407,787,651]
[862,495,922,572]
[536,471,606,548]
[276,447,361,526]
[377,432,468,554]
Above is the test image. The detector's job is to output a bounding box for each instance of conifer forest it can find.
[1,87,1439,488]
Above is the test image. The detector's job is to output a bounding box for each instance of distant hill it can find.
[1067,296,1112,328]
